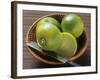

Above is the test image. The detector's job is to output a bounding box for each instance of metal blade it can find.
[26,41,80,66]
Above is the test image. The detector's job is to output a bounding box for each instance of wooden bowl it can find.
[26,14,88,65]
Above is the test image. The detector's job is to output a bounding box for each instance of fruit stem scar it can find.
[40,37,47,47]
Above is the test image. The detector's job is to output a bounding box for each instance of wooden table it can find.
[23,10,91,69]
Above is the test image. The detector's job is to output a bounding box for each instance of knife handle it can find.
[65,61,80,67]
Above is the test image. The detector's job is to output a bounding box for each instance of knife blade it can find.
[26,41,80,67]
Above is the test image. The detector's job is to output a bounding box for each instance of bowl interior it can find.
[26,14,88,65]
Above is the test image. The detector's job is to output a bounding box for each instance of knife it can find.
[26,41,80,67]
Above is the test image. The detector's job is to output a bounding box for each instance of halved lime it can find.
[55,32,77,59]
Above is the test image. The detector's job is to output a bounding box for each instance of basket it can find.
[26,14,88,65]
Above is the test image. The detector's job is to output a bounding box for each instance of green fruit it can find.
[55,32,77,59]
[36,22,62,51]
[37,17,60,28]
[61,14,84,38]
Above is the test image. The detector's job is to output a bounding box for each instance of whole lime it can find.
[61,14,84,38]
[55,32,77,59]
[36,22,62,51]
[37,17,60,29]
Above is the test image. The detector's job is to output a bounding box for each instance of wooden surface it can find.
[23,10,91,69]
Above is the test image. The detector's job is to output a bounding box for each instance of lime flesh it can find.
[55,32,77,59]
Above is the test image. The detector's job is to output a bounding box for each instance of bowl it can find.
[26,14,88,65]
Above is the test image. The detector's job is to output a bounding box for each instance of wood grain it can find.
[23,10,91,69]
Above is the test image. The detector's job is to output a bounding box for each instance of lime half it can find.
[55,32,77,59]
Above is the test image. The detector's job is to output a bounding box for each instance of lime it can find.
[55,32,77,59]
[36,22,62,51]
[37,17,60,29]
[61,14,84,38]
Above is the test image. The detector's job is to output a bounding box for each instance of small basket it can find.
[26,14,88,65]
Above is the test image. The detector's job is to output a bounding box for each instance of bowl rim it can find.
[25,13,89,65]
